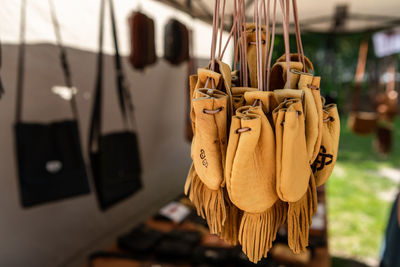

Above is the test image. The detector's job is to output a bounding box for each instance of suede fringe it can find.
[238,201,287,263]
[287,175,318,254]
[220,189,241,245]
[184,173,227,235]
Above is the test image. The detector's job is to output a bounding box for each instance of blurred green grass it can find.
[327,116,400,261]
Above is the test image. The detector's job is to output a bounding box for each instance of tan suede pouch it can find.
[312,104,340,187]
[246,23,267,88]
[226,105,286,262]
[269,61,304,90]
[243,91,279,115]
[226,105,276,213]
[276,53,314,72]
[273,99,310,202]
[296,74,320,163]
[191,88,228,190]
[232,87,257,111]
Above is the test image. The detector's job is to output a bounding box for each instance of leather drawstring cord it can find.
[233,0,238,71]
[239,0,248,87]
[262,0,270,91]
[292,0,306,71]
[205,0,220,89]
[255,0,264,91]
[266,0,277,91]
[219,0,240,61]
[279,0,291,89]
[218,0,226,59]
[352,40,368,112]
[203,106,224,114]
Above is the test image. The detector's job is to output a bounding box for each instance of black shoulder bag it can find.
[14,0,90,208]
[89,0,142,211]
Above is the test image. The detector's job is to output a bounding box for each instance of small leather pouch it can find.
[312,104,340,187]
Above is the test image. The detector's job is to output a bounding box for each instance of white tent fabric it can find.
[0,0,234,59]
[157,0,400,33]
[0,1,236,267]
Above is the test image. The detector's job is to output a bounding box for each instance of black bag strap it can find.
[15,0,79,122]
[0,38,4,99]
[89,0,136,153]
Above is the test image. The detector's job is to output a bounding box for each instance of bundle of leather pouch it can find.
[185,61,239,245]
[128,11,156,70]
[89,0,142,210]
[164,19,189,65]
[14,0,90,207]
[226,100,286,263]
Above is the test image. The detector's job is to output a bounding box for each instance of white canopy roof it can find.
[0,0,234,59]
[156,0,400,33]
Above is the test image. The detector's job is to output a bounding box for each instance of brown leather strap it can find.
[238,0,248,87]
[254,0,263,91]
[279,0,291,88]
[352,40,368,112]
[266,0,277,91]
[292,0,306,71]
[218,0,226,59]
[262,0,270,90]
[385,60,396,93]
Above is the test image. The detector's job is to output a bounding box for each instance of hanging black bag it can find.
[164,19,189,65]
[14,0,90,208]
[89,0,142,211]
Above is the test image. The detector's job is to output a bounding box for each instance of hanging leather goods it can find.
[231,87,257,111]
[14,0,90,207]
[245,23,267,88]
[270,0,321,254]
[374,61,398,121]
[312,102,340,187]
[225,1,287,263]
[373,60,397,154]
[226,104,286,263]
[89,0,142,210]
[128,11,157,70]
[184,0,239,245]
[348,40,378,135]
[164,19,189,65]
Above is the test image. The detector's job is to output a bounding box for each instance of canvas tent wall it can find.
[0,0,233,267]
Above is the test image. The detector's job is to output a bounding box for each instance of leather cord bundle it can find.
[184,0,340,263]
[88,0,142,210]
[14,0,90,207]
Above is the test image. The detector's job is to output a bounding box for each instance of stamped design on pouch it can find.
[200,149,208,168]
[311,146,333,173]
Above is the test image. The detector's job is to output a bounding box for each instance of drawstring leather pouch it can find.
[185,0,239,245]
